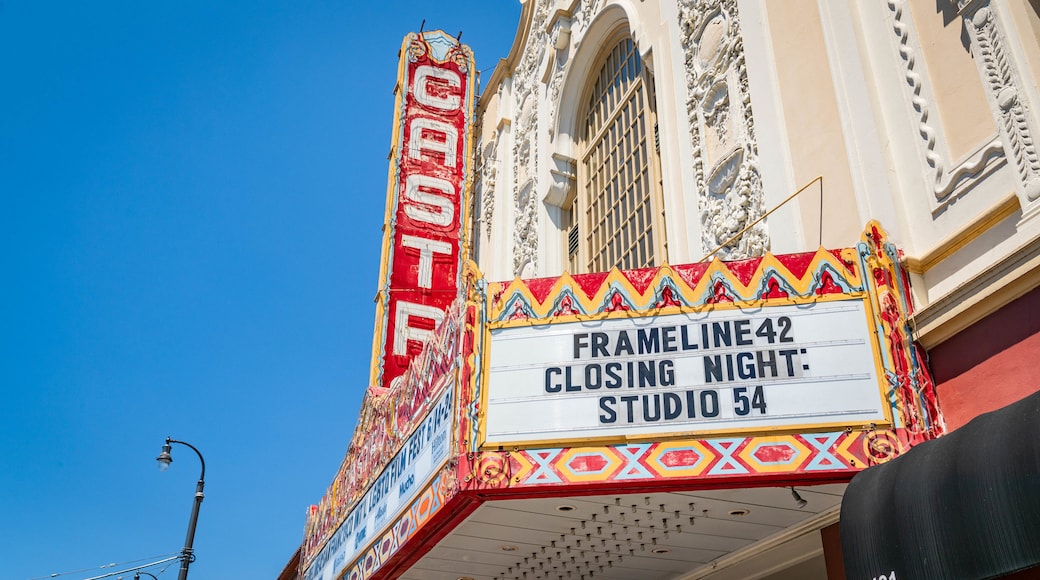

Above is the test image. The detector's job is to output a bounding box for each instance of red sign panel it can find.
[370,32,474,391]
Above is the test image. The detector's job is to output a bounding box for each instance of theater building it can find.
[288,1,1040,579]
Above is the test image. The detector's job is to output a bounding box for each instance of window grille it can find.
[575,37,663,273]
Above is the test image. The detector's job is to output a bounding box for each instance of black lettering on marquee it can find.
[545,367,562,392]
[638,360,656,387]
[661,326,677,352]
[620,395,638,422]
[712,321,732,347]
[700,390,720,417]
[644,394,661,421]
[664,392,682,420]
[605,362,623,388]
[637,328,659,354]
[756,349,778,378]
[735,319,752,346]
[737,351,755,380]
[599,396,617,423]
[573,333,588,358]
[680,325,698,350]
[615,331,634,355]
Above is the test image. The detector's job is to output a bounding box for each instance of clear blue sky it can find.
[0,2,519,578]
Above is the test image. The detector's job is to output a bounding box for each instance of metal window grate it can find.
[567,223,580,258]
[579,38,656,272]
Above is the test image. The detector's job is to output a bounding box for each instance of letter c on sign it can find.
[413,65,461,111]
[545,367,562,393]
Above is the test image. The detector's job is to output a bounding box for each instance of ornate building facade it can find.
[288,1,1040,578]
[462,0,1040,577]
[473,0,1040,437]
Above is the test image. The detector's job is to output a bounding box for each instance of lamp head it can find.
[791,487,808,509]
[157,440,173,472]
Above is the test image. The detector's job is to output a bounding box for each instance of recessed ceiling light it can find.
[652,548,671,554]
[556,504,576,512]
[728,508,751,516]
[499,545,518,551]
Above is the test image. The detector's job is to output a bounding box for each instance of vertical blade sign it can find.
[370,32,474,392]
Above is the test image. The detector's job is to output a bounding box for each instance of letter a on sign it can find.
[368,31,475,392]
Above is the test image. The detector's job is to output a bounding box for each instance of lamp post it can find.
[134,572,159,580]
[156,437,205,580]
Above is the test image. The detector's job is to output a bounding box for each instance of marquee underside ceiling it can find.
[400,483,845,580]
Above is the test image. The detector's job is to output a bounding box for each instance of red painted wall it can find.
[821,522,846,580]
[928,285,1040,431]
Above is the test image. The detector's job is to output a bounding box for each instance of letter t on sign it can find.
[401,235,452,289]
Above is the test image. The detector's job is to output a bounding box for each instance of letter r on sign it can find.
[394,301,446,356]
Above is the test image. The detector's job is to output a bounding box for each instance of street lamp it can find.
[134,572,158,580]
[157,437,206,580]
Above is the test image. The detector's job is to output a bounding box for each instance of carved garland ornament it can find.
[961,1,1040,201]
[511,0,552,277]
[476,135,498,240]
[677,0,768,259]
[886,0,1008,204]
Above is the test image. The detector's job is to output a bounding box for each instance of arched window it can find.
[566,35,665,273]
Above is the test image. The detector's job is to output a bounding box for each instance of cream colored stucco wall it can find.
[1007,0,1040,102]
[763,0,862,250]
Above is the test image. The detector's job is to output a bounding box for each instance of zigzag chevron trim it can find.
[488,248,862,323]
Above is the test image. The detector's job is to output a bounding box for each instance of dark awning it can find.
[841,390,1040,580]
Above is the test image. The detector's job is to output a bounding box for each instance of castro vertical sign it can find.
[370,31,474,391]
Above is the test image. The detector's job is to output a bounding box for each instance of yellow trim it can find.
[479,419,892,452]
[903,193,1020,275]
[368,34,412,388]
[487,248,863,322]
[645,440,713,477]
[460,48,478,259]
[859,288,898,427]
[911,232,1040,348]
[476,302,493,448]
[737,435,812,473]
[490,288,865,330]
[557,447,623,482]
[699,176,824,263]
[368,32,478,389]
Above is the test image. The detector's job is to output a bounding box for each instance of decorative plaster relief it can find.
[476,135,498,240]
[886,0,1008,204]
[511,0,551,277]
[678,0,768,259]
[545,13,572,137]
[961,2,1040,201]
[544,152,577,207]
[573,0,603,36]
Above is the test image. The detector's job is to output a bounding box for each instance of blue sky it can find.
[0,2,519,578]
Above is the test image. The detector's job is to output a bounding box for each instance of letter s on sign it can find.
[413,65,461,111]
[404,174,455,227]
